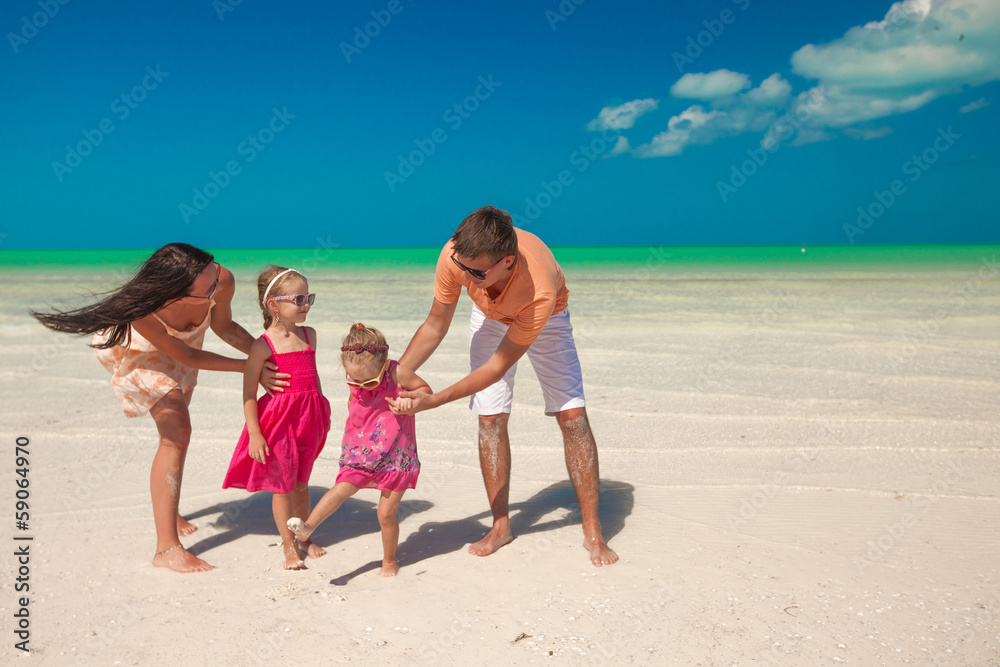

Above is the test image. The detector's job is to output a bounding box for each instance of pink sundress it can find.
[337,360,420,491]
[223,331,331,494]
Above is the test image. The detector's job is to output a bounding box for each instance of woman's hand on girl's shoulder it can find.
[250,336,290,395]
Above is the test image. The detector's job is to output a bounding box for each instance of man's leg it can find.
[469,412,515,556]
[555,407,619,566]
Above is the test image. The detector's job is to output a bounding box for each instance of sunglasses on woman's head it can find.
[270,293,316,307]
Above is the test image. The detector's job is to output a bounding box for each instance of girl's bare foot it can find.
[300,539,326,559]
[283,541,306,570]
[152,544,213,573]
[176,514,198,536]
[286,517,314,542]
[469,524,514,557]
[379,560,399,577]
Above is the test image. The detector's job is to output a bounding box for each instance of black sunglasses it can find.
[450,253,508,281]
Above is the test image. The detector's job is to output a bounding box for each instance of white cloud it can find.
[843,126,894,140]
[602,0,1000,158]
[607,135,631,157]
[633,75,789,158]
[786,0,1000,130]
[960,97,991,113]
[634,106,719,158]
[864,0,932,31]
[587,98,658,131]
[671,70,751,99]
[742,74,793,107]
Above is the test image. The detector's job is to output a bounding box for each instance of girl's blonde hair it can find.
[256,265,305,328]
[341,322,389,369]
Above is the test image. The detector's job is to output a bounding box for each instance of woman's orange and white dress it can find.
[93,302,214,418]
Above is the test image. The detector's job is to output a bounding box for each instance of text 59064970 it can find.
[13,435,32,653]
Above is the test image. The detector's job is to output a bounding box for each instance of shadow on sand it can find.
[327,479,634,585]
[181,487,433,560]
[184,480,633,582]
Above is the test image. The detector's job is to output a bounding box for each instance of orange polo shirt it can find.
[434,228,569,346]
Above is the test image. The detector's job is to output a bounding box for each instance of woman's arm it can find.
[132,315,244,373]
[209,266,256,355]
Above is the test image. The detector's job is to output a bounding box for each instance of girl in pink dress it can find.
[223,266,332,570]
[287,323,431,577]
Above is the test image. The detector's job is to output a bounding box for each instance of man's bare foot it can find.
[283,541,306,570]
[286,517,314,542]
[301,539,326,559]
[585,537,619,566]
[379,560,399,577]
[152,544,213,573]
[176,514,198,536]
[469,525,514,557]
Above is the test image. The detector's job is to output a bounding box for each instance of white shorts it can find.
[469,305,586,416]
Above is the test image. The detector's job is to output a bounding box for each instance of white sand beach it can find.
[2,256,999,665]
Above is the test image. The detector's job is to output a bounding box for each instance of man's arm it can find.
[398,298,458,372]
[390,335,530,414]
[210,266,256,355]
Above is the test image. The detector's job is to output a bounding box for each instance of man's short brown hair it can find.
[451,205,518,264]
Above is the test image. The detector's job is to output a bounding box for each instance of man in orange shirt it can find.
[390,205,618,566]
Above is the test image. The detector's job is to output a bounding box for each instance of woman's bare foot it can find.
[585,536,619,566]
[300,539,326,560]
[286,517,314,542]
[283,541,306,570]
[468,524,514,557]
[152,544,213,573]
[176,514,198,536]
[379,560,399,577]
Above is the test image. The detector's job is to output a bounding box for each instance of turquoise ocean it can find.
[2,244,997,336]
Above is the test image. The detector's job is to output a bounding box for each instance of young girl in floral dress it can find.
[287,323,430,577]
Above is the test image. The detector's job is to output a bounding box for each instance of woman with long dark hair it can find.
[33,243,288,573]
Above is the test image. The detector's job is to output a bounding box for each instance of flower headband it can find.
[262,268,300,305]
[340,343,389,353]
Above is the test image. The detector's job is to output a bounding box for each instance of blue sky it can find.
[2,0,997,249]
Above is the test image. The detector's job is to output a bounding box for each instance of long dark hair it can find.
[31,243,215,349]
